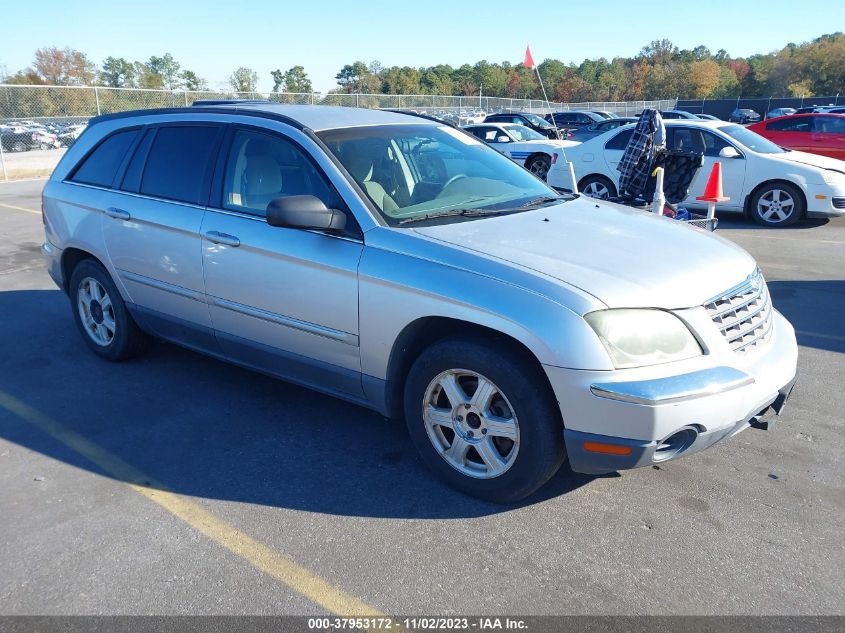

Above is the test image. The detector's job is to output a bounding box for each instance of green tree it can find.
[181,70,208,91]
[271,66,313,93]
[99,57,136,87]
[229,67,258,93]
[147,53,182,90]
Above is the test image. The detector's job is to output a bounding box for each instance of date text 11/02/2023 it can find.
[306,617,528,630]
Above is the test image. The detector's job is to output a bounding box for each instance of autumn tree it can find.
[30,47,96,85]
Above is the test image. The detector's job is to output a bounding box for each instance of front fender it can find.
[358,235,614,380]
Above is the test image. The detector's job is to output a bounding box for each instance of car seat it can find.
[343,141,399,213]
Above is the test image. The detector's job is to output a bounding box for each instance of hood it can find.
[412,197,756,310]
[775,150,845,174]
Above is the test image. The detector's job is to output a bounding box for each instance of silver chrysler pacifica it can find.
[41,103,798,502]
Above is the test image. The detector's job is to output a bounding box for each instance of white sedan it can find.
[549,120,845,227]
[463,122,577,181]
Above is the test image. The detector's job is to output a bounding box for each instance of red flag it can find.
[523,45,535,69]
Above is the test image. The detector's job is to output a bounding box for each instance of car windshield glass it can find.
[318,124,563,224]
[502,124,546,141]
[718,124,785,154]
[522,113,553,128]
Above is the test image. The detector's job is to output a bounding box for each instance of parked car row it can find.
[0,119,87,152]
[462,114,845,228]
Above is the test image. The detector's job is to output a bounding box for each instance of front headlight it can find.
[821,170,845,187]
[584,309,703,369]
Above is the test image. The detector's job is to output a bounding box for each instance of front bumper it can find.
[805,183,845,218]
[544,310,798,474]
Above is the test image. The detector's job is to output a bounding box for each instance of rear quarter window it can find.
[70,129,140,187]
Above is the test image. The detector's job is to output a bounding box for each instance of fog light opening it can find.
[653,427,698,462]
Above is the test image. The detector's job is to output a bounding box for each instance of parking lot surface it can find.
[1,178,843,615]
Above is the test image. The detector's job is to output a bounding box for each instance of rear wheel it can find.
[404,337,566,503]
[750,182,803,227]
[579,174,616,200]
[69,259,151,361]
[526,155,551,181]
[12,140,27,152]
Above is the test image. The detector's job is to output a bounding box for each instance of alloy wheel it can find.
[757,188,795,224]
[583,181,610,199]
[77,277,116,347]
[422,369,520,479]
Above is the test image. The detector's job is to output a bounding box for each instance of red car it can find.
[747,113,845,160]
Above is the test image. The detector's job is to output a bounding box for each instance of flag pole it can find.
[525,45,569,189]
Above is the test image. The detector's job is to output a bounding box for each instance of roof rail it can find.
[191,99,272,107]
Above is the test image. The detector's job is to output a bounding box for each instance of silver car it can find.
[42,103,798,502]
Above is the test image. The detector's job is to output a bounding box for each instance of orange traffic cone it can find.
[696,162,730,202]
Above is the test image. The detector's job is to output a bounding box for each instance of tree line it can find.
[2,33,842,99]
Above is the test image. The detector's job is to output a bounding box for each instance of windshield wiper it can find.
[512,195,567,209]
[398,208,508,224]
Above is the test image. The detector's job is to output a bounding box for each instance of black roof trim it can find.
[87,106,306,131]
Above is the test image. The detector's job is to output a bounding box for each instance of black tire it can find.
[12,141,27,152]
[403,337,566,503]
[749,182,804,227]
[579,174,616,200]
[69,259,151,361]
[525,154,551,181]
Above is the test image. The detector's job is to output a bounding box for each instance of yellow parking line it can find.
[0,390,384,617]
[0,201,40,215]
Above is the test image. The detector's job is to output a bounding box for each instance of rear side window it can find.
[71,129,140,187]
[606,129,633,150]
[766,118,811,132]
[140,126,220,205]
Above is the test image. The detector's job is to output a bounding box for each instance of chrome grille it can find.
[705,270,773,353]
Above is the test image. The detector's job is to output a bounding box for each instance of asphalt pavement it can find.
[0,178,843,616]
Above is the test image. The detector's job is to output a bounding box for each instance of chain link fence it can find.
[0,84,676,180]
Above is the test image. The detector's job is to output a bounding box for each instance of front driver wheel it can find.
[750,182,803,227]
[526,155,551,181]
[404,337,566,503]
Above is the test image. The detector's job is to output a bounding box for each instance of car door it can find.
[99,123,223,349]
[201,125,365,397]
[469,126,509,153]
[810,116,845,159]
[601,128,633,176]
[670,127,746,211]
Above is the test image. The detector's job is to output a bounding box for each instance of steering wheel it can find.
[442,174,468,190]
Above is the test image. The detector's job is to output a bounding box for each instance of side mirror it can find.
[718,146,741,159]
[266,195,346,231]
[496,135,510,143]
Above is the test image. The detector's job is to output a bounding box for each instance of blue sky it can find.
[1,0,841,93]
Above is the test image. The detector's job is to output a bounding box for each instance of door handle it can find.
[205,230,240,247]
[104,207,131,221]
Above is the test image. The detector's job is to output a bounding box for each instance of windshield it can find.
[502,124,546,141]
[318,124,561,224]
[718,124,785,154]
[521,113,553,129]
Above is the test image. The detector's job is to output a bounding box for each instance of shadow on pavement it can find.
[712,215,830,230]
[767,280,845,354]
[0,289,599,520]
